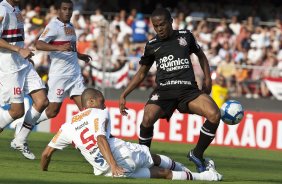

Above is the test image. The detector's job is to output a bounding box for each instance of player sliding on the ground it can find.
[41,88,222,181]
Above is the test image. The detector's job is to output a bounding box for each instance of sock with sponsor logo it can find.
[0,108,14,130]
[14,106,41,144]
[193,120,219,159]
[139,124,154,148]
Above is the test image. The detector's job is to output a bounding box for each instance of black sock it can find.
[139,124,154,148]
[192,120,219,159]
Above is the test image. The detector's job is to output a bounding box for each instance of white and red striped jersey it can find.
[0,0,29,73]
[38,18,81,77]
[48,108,124,175]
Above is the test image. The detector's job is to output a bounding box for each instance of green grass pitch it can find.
[0,130,282,184]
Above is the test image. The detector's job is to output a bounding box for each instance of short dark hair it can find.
[151,8,172,21]
[81,88,104,108]
[55,0,73,10]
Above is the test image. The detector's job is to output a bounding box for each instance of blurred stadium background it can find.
[0,0,282,183]
[14,0,282,99]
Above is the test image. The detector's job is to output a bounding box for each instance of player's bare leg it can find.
[130,166,222,181]
[34,94,83,124]
[34,102,63,126]
[45,102,62,119]
[72,95,83,111]
[186,94,220,172]
[11,89,48,160]
[151,154,190,172]
[0,103,25,133]
[139,104,163,148]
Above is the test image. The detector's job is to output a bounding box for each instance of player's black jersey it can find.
[140,30,201,91]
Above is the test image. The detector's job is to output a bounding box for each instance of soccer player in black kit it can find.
[119,8,221,173]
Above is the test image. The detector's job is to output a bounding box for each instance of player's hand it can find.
[202,78,212,94]
[18,47,34,59]
[119,96,128,116]
[79,54,92,63]
[111,164,125,177]
[57,43,72,51]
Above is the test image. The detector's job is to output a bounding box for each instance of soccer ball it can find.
[220,100,244,125]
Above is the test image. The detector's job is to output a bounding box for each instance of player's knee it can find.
[142,116,155,127]
[47,109,60,118]
[34,98,49,112]
[158,168,171,179]
[151,154,161,166]
[207,107,221,123]
[10,108,25,119]
[42,98,49,109]
[40,98,49,110]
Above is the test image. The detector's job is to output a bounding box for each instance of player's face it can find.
[151,15,173,40]
[88,97,106,110]
[58,2,73,23]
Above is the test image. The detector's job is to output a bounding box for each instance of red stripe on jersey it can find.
[2,29,22,35]
[117,71,128,83]
[49,41,70,45]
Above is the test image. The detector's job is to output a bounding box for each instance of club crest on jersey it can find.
[64,27,75,35]
[151,93,159,101]
[177,37,187,46]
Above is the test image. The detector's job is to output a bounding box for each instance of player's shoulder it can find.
[147,36,158,45]
[46,18,61,28]
[79,108,109,120]
[0,1,7,13]
[177,29,193,36]
[71,109,93,124]
[91,108,109,116]
[0,0,7,7]
[144,36,160,53]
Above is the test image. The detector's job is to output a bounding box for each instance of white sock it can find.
[0,108,14,129]
[191,171,213,181]
[36,109,48,124]
[172,171,193,180]
[24,106,41,125]
[14,106,41,143]
[158,155,185,171]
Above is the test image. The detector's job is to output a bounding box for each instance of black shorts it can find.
[146,87,203,121]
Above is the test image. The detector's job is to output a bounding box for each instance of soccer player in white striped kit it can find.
[12,0,92,159]
[41,88,222,181]
[0,0,49,160]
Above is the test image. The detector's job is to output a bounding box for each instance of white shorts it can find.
[0,64,45,106]
[47,74,85,103]
[101,139,154,177]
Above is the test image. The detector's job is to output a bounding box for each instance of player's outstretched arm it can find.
[97,135,124,177]
[119,64,151,116]
[0,38,20,52]
[0,17,19,52]
[0,38,34,59]
[77,52,92,63]
[35,40,71,52]
[41,146,57,171]
[195,50,212,94]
